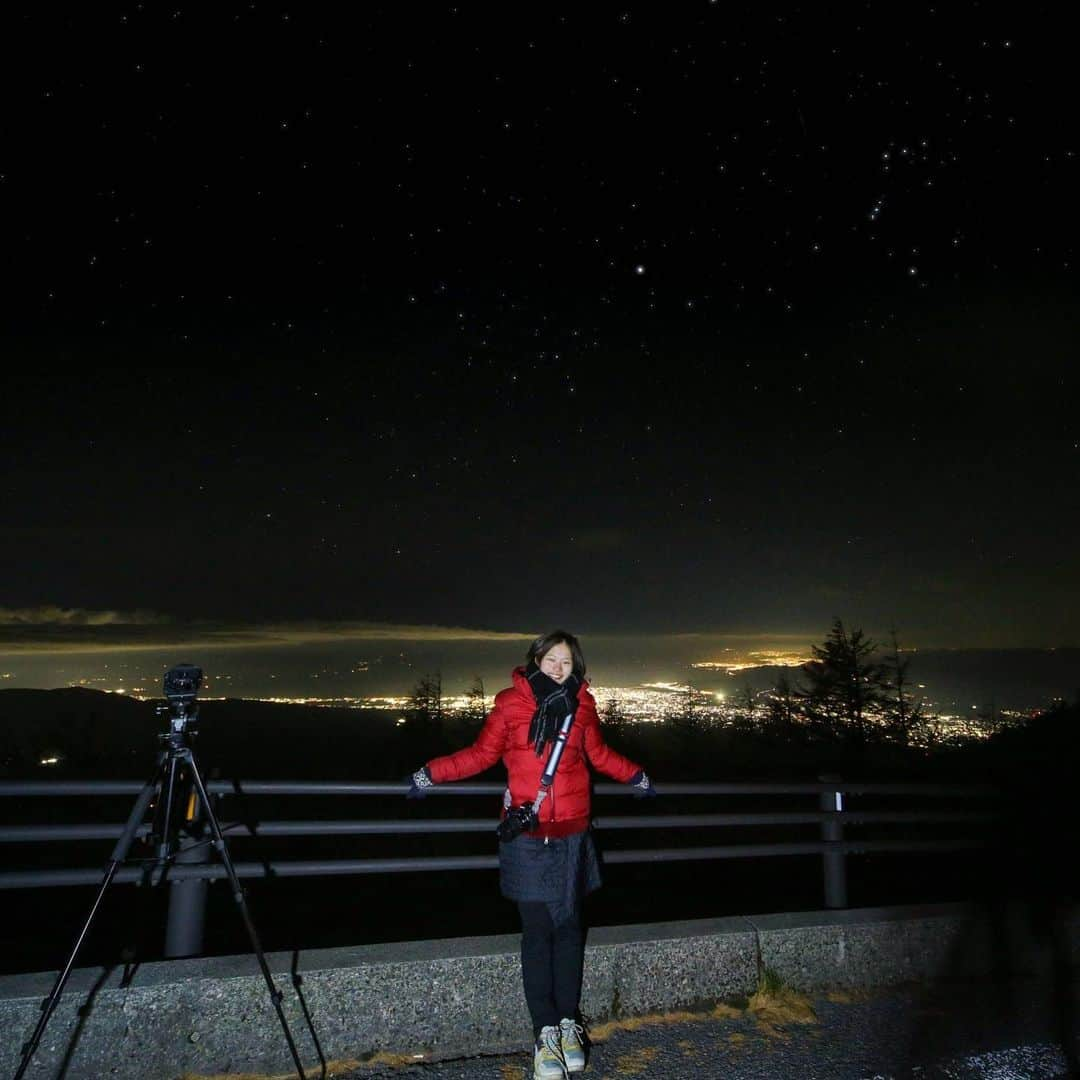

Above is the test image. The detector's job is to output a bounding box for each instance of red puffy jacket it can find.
[426,667,641,839]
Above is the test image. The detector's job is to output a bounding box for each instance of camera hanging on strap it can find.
[496,710,576,842]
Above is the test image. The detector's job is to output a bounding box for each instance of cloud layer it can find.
[0,607,533,655]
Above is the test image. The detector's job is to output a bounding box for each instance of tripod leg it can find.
[156,749,183,862]
[185,753,311,1080]
[291,952,329,1079]
[14,775,160,1080]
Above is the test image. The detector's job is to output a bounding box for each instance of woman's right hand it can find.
[406,766,434,799]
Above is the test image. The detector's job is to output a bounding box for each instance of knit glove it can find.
[406,766,434,799]
[628,770,657,799]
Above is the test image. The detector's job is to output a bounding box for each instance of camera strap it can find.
[529,711,576,816]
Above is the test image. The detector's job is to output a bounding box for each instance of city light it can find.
[691,650,811,673]
[10,665,1044,746]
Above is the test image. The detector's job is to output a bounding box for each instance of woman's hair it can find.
[526,629,586,677]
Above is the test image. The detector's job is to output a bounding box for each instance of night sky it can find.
[3,4,1078,691]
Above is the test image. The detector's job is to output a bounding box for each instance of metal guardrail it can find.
[0,778,1001,955]
[0,780,1001,796]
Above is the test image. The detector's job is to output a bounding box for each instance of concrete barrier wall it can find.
[3,901,1077,1079]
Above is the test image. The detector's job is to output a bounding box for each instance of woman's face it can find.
[538,642,574,684]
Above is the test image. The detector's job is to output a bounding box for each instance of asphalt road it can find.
[339,974,1079,1080]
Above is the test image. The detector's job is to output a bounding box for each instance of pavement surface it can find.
[335,975,1080,1080]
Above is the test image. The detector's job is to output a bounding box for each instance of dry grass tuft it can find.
[711,1001,743,1020]
[361,1051,432,1067]
[746,968,817,1040]
[179,1061,362,1080]
[611,1046,659,1074]
[181,983,831,1077]
[588,1000,744,1043]
[590,1010,692,1041]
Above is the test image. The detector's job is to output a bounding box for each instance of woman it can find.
[407,630,656,1079]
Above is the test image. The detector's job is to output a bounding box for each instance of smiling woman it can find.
[406,629,656,1077]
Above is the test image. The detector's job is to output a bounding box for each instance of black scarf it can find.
[525,662,582,758]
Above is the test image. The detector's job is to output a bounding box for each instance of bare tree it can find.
[463,674,487,731]
[881,629,928,746]
[410,670,443,730]
[600,693,626,727]
[465,674,486,719]
[738,683,757,722]
[765,674,802,739]
[673,681,708,734]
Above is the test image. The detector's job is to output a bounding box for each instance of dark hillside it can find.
[0,689,460,781]
[957,703,1080,903]
[0,687,155,776]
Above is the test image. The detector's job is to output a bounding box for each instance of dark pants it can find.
[518,901,584,1040]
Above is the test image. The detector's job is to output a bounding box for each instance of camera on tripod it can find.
[497,803,539,842]
[13,657,322,1080]
[159,663,203,732]
[164,663,202,703]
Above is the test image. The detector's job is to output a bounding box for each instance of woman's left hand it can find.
[628,770,657,798]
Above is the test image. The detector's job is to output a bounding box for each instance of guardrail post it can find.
[164,788,210,957]
[819,774,847,909]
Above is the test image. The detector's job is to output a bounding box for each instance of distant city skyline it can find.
[1,611,1076,717]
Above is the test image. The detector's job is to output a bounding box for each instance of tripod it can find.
[14,667,322,1080]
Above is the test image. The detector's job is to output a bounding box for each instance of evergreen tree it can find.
[798,619,889,746]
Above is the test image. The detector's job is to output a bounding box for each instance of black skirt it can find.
[498,828,602,926]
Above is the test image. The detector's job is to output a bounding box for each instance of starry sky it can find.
[2,4,1078,692]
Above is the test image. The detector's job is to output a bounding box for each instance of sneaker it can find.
[559,1017,586,1073]
[533,1024,567,1079]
